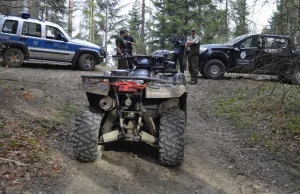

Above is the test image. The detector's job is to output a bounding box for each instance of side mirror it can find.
[234,47,240,51]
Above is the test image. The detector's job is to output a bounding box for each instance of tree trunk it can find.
[104,0,108,65]
[141,0,145,42]
[68,0,73,36]
[225,0,228,41]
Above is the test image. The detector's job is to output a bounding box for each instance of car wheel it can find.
[72,110,102,162]
[203,59,225,79]
[3,48,24,68]
[78,53,96,71]
[292,66,300,85]
[159,109,185,166]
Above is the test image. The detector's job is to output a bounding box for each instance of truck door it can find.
[20,21,44,59]
[260,36,291,74]
[233,35,261,73]
[43,25,73,62]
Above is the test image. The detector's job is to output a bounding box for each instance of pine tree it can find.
[231,0,249,36]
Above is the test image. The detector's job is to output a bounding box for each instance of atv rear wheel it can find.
[72,110,102,162]
[159,109,185,166]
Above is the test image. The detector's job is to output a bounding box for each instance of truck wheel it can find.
[159,109,185,166]
[292,66,300,85]
[72,110,102,162]
[203,59,225,79]
[3,48,24,67]
[78,53,96,71]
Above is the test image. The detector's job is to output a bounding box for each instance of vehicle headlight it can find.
[199,47,208,54]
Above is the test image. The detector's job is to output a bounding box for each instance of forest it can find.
[0,0,299,56]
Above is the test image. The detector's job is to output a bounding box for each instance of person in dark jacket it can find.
[172,30,186,73]
[116,29,128,69]
[123,30,136,69]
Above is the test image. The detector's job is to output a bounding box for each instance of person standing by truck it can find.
[172,30,186,73]
[185,28,200,84]
[116,29,128,69]
[123,29,136,69]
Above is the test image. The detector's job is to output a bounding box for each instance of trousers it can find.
[173,52,185,73]
[188,54,199,79]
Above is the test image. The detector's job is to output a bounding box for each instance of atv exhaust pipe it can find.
[100,96,116,111]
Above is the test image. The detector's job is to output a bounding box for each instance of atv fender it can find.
[81,81,110,96]
[145,85,187,98]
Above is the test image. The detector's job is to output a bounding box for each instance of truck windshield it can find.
[225,34,251,45]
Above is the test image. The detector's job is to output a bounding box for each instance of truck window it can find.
[46,25,64,41]
[240,36,260,48]
[22,22,41,38]
[262,37,288,49]
[2,20,18,34]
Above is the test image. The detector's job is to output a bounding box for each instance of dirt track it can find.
[0,64,299,194]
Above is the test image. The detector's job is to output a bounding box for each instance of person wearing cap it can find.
[116,29,129,69]
[185,28,201,84]
[172,29,186,73]
[123,30,136,69]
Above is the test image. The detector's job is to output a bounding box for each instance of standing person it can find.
[185,28,200,84]
[172,30,186,73]
[116,29,129,69]
[123,30,136,69]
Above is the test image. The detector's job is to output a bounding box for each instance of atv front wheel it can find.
[72,110,102,162]
[159,109,185,166]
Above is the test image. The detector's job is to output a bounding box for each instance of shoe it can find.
[188,79,197,85]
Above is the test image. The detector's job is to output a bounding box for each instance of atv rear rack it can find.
[81,75,177,85]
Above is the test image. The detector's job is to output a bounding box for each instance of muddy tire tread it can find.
[72,110,101,162]
[159,109,185,166]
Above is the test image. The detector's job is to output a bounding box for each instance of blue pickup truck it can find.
[0,13,106,70]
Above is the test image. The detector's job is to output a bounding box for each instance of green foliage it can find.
[231,0,249,36]
[215,83,300,152]
[266,0,300,49]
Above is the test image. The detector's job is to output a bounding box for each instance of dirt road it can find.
[0,64,299,194]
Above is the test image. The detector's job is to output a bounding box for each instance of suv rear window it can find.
[22,22,41,38]
[2,20,18,34]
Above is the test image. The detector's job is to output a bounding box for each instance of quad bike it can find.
[72,50,187,166]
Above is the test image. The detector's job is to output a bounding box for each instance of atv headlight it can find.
[199,47,208,54]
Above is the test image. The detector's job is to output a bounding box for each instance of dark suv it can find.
[199,34,300,84]
[0,13,106,71]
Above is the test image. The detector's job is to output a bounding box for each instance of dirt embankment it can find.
[0,64,299,194]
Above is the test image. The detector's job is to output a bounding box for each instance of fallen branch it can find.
[0,157,29,166]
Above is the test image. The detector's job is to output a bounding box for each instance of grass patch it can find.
[215,83,300,152]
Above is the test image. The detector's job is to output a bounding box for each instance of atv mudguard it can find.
[145,85,187,98]
[81,81,110,96]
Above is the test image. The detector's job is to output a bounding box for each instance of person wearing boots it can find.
[185,28,200,84]
[123,29,136,69]
[172,29,186,73]
[115,29,128,69]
